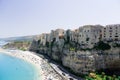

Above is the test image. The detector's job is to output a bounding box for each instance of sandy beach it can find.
[0,48,65,80]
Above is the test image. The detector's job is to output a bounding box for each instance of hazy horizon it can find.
[0,0,120,38]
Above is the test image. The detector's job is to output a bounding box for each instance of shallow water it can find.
[0,52,40,80]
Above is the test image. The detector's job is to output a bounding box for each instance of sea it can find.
[0,41,40,80]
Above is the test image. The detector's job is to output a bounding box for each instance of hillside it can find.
[0,35,40,42]
[3,41,31,51]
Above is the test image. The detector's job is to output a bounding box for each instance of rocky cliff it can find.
[29,35,120,76]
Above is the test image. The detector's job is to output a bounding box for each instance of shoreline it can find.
[0,48,65,80]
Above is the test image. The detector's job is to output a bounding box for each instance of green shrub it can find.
[80,48,92,51]
[94,41,111,50]
[70,47,75,51]
[86,72,120,80]
[45,41,49,48]
[113,43,120,48]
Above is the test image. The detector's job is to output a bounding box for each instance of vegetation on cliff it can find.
[86,72,120,80]
[93,41,111,50]
[113,43,120,48]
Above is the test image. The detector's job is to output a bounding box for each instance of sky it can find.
[0,0,120,38]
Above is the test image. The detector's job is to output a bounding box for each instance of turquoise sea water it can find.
[0,52,39,80]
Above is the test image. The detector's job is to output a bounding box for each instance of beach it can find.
[0,48,65,80]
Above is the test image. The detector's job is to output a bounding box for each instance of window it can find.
[110,27,112,29]
[94,35,97,39]
[115,36,118,37]
[109,30,112,32]
[110,33,112,35]
[104,29,106,32]
[86,38,89,41]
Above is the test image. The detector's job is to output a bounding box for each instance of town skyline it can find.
[0,24,120,39]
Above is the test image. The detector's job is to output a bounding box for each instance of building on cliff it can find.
[77,25,103,48]
[50,29,65,42]
[39,33,50,46]
[102,24,120,41]
[38,24,120,48]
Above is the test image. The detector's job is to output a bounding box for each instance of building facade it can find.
[38,24,120,48]
[77,25,103,48]
[102,24,120,41]
[50,29,65,42]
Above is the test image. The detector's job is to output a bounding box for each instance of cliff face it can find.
[62,50,96,74]
[29,38,120,75]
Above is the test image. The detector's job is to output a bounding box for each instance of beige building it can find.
[102,24,120,41]
[50,29,65,42]
[71,29,79,42]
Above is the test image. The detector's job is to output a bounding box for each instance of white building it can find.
[72,29,79,42]
[102,24,120,41]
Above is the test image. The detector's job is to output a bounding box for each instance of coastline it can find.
[0,48,65,80]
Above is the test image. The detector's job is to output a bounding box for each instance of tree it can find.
[45,41,49,48]
[37,40,41,44]
[94,41,111,50]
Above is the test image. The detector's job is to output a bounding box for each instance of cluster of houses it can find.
[38,24,120,48]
